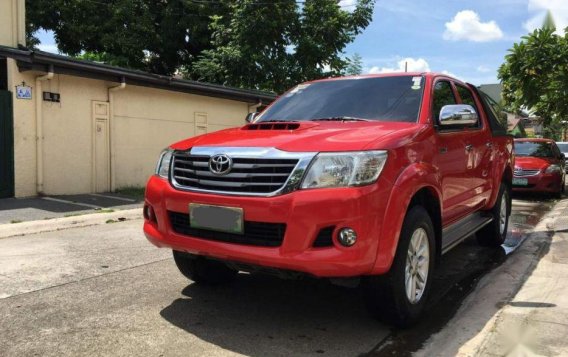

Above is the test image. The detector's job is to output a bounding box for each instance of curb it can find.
[0,208,143,239]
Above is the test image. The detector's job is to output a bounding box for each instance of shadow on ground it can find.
[159,198,555,357]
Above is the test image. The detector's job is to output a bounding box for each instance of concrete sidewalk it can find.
[474,201,568,356]
[417,198,568,357]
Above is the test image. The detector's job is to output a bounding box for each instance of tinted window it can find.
[514,142,555,158]
[456,85,478,112]
[557,143,568,153]
[258,76,424,123]
[432,81,456,122]
[478,91,507,135]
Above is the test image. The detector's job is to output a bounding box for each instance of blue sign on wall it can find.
[16,84,32,100]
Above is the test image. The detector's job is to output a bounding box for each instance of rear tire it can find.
[172,251,237,285]
[364,206,435,327]
[477,183,510,247]
[556,177,565,199]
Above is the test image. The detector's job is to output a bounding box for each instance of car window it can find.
[514,141,555,158]
[432,80,457,123]
[456,85,482,128]
[557,143,568,153]
[476,90,508,135]
[456,85,478,112]
[258,76,424,123]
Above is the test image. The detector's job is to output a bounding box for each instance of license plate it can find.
[189,203,243,234]
[513,178,528,186]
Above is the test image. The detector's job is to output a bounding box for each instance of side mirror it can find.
[439,104,479,127]
[561,153,566,159]
[245,112,258,123]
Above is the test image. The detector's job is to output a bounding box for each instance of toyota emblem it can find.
[209,154,233,175]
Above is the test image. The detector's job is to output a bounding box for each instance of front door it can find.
[0,90,14,198]
[431,80,471,224]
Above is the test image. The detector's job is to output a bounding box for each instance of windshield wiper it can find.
[309,116,370,122]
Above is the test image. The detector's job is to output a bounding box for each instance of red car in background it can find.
[513,138,566,197]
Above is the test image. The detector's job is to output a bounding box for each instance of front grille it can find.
[514,168,540,177]
[172,152,299,194]
[168,211,286,247]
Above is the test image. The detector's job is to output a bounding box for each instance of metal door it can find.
[0,90,14,198]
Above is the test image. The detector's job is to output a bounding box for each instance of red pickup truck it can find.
[144,73,514,326]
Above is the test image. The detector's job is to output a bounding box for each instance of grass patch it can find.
[115,186,145,201]
[10,220,22,224]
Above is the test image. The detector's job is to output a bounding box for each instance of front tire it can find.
[477,183,510,247]
[173,251,237,285]
[364,206,435,327]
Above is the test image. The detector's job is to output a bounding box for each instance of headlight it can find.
[301,151,388,189]
[545,164,561,174]
[155,148,174,178]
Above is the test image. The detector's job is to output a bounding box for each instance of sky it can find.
[36,0,568,86]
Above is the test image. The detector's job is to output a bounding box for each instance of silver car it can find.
[557,142,568,172]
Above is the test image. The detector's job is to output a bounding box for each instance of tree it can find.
[498,16,568,140]
[189,0,375,92]
[26,0,220,75]
[26,0,375,93]
[343,53,363,76]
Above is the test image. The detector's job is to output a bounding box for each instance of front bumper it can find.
[143,175,391,277]
[512,172,563,193]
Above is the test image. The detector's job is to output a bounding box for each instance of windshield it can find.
[557,143,568,153]
[514,141,554,157]
[258,76,424,123]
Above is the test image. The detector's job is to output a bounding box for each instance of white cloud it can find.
[338,0,357,12]
[368,57,431,74]
[477,65,491,73]
[37,44,59,54]
[443,10,504,42]
[524,0,568,33]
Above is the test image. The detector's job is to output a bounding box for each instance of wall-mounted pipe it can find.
[248,101,263,113]
[108,77,126,192]
[35,65,54,194]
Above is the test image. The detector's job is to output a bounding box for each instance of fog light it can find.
[143,204,155,222]
[338,228,357,247]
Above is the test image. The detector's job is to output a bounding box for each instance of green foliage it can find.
[498,26,568,140]
[26,0,217,74]
[343,53,363,75]
[26,0,375,93]
[191,0,374,93]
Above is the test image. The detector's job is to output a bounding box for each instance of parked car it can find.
[556,141,568,172]
[144,73,514,326]
[513,138,566,197]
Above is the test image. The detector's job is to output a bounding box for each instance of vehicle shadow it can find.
[160,274,387,356]
[158,238,512,357]
[159,201,554,356]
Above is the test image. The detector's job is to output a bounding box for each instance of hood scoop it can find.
[244,122,301,131]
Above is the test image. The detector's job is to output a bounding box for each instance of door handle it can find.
[486,142,493,148]
[465,144,473,152]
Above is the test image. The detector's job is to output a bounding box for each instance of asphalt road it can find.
[0,195,557,357]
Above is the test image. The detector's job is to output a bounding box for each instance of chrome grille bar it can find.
[170,147,317,197]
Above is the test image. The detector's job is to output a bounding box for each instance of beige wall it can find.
[0,0,25,48]
[8,65,251,197]
[7,59,37,197]
[112,85,249,189]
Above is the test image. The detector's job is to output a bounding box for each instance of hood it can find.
[170,121,423,152]
[515,156,556,170]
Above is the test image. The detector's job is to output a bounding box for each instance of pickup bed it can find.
[144,73,514,326]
